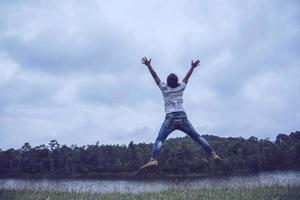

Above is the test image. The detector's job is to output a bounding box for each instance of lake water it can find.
[0,170,299,193]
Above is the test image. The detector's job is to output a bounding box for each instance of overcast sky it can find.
[0,0,299,150]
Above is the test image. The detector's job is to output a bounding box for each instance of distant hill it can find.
[0,131,299,178]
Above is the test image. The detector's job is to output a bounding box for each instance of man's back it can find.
[158,81,186,114]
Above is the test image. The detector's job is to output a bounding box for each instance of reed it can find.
[1,185,299,200]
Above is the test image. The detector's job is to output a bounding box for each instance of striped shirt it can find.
[158,81,186,114]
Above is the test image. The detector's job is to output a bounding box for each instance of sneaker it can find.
[139,158,158,172]
[209,151,222,162]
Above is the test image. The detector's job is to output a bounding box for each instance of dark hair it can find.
[167,73,179,88]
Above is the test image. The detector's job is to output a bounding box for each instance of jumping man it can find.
[140,57,221,171]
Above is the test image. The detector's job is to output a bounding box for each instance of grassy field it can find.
[1,185,300,200]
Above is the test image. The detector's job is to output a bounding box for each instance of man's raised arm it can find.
[141,57,161,85]
[182,59,200,84]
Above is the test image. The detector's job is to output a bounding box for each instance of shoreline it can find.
[0,169,299,181]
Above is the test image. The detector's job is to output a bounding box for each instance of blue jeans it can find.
[152,111,214,159]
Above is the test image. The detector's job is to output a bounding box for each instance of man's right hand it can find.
[142,57,152,67]
[191,59,200,69]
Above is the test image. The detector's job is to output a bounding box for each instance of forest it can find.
[0,131,299,178]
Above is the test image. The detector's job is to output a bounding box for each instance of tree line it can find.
[0,131,299,178]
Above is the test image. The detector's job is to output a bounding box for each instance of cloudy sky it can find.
[0,0,299,150]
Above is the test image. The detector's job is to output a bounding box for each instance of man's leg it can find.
[152,123,174,159]
[140,118,174,170]
[179,119,218,158]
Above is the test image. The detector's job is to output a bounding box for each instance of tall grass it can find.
[1,185,300,200]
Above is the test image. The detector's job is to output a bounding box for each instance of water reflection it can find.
[0,170,299,193]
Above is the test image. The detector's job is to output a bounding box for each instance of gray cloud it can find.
[0,0,299,150]
[0,0,144,75]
